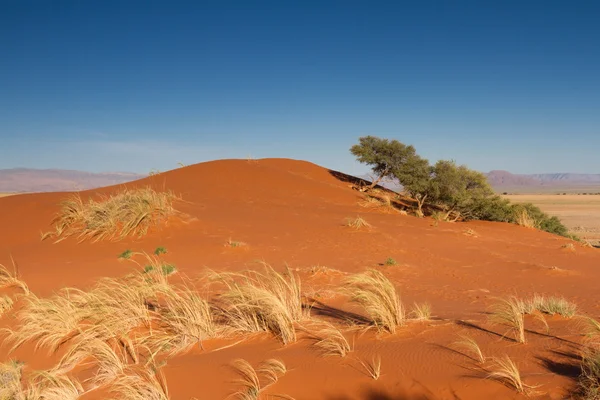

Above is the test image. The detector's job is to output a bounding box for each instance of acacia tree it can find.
[393,153,432,217]
[428,160,495,220]
[350,136,420,190]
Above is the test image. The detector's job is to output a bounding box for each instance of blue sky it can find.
[1,1,599,175]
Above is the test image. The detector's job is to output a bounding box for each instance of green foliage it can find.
[118,249,133,259]
[154,246,167,256]
[349,136,571,239]
[144,263,176,275]
[385,257,397,266]
[350,136,421,187]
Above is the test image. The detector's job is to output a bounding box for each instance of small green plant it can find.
[144,264,176,276]
[226,239,246,248]
[118,249,133,259]
[384,257,397,266]
[153,246,167,256]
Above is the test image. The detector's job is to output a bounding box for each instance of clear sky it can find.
[1,1,599,175]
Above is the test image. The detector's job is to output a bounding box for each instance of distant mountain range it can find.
[486,170,600,190]
[360,170,600,193]
[0,168,146,193]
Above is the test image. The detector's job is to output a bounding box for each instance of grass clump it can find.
[384,257,396,266]
[486,355,533,394]
[357,355,381,380]
[110,367,170,400]
[43,187,179,243]
[0,262,29,295]
[345,269,404,333]
[0,295,14,317]
[454,335,485,364]
[226,239,246,248]
[213,264,303,345]
[344,216,371,230]
[410,302,432,321]
[580,344,600,399]
[150,285,217,355]
[489,296,526,343]
[300,321,351,357]
[230,358,289,400]
[527,295,577,318]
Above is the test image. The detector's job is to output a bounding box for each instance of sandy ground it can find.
[505,194,600,245]
[0,159,598,399]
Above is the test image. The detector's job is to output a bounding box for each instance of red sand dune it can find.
[1,158,599,399]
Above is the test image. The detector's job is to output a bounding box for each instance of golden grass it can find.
[213,264,303,345]
[410,302,432,321]
[526,295,577,318]
[454,336,485,364]
[54,334,129,387]
[358,193,399,214]
[43,187,179,243]
[149,284,217,356]
[489,297,526,343]
[580,343,600,399]
[300,321,351,357]
[0,361,83,400]
[0,262,29,295]
[109,367,170,400]
[230,358,290,400]
[345,269,404,333]
[357,355,381,380]
[486,355,532,394]
[344,216,372,230]
[0,295,14,317]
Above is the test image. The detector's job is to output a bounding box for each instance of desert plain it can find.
[0,159,599,400]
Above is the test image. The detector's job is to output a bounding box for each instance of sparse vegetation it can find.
[344,216,371,230]
[42,187,179,243]
[489,297,526,343]
[119,249,134,259]
[454,336,485,363]
[213,264,303,344]
[226,239,247,248]
[110,367,170,400]
[486,355,531,394]
[410,302,431,320]
[357,355,381,380]
[345,269,404,333]
[384,257,396,266]
[230,358,290,400]
[300,321,351,357]
[526,295,577,318]
[154,246,168,256]
[0,262,29,294]
[144,263,176,276]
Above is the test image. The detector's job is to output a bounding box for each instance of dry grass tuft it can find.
[300,321,351,357]
[0,295,14,317]
[110,367,170,400]
[230,358,290,400]
[226,239,247,248]
[213,264,303,344]
[489,296,526,343]
[0,361,83,400]
[345,269,404,333]
[454,335,485,363]
[344,216,372,230]
[43,187,179,243]
[527,295,577,318]
[149,284,217,356]
[410,302,432,321]
[486,355,533,394]
[0,262,29,295]
[580,343,600,399]
[357,355,381,380]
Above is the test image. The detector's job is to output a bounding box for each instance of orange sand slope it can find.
[1,158,599,399]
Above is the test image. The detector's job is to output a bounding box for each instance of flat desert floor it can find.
[505,194,600,245]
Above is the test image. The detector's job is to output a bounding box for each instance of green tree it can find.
[350,136,420,190]
[428,160,495,220]
[392,153,432,217]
